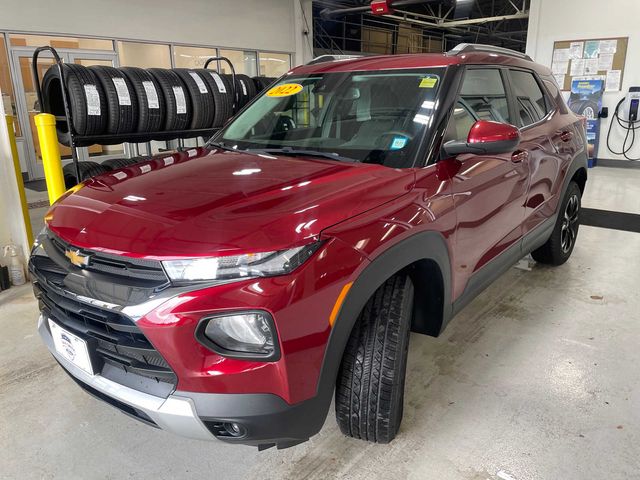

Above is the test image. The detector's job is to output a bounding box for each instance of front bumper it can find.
[39,315,327,448]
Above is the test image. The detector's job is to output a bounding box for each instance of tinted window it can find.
[510,70,550,127]
[460,69,511,124]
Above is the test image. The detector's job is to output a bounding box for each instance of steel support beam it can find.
[386,11,529,29]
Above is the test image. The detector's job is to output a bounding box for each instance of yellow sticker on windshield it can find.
[266,83,303,97]
[419,77,438,88]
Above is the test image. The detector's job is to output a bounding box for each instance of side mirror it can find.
[443,120,521,157]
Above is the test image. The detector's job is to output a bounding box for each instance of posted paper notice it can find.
[584,58,599,75]
[570,59,585,77]
[598,53,614,71]
[599,39,618,54]
[569,42,584,59]
[552,61,569,75]
[584,40,600,58]
[606,70,622,91]
[553,48,571,62]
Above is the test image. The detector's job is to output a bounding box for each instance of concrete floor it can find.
[2,166,640,480]
[25,184,49,237]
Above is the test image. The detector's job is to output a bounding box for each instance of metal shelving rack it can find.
[31,46,237,183]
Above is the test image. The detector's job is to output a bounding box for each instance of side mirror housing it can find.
[443,120,521,157]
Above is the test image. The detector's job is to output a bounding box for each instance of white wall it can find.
[0,0,313,64]
[526,0,640,162]
[0,108,30,269]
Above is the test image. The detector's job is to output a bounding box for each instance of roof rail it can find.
[448,43,532,62]
[307,54,362,65]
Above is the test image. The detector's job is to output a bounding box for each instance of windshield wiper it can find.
[247,147,356,163]
[207,141,239,153]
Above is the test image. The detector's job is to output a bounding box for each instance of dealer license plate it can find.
[48,318,94,375]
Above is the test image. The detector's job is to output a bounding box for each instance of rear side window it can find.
[460,69,511,124]
[509,70,551,127]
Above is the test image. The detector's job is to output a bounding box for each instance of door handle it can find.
[511,150,529,163]
[559,131,574,142]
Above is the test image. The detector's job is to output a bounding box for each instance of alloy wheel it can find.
[560,194,580,253]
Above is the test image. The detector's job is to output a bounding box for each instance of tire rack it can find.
[32,46,237,184]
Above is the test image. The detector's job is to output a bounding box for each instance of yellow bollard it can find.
[5,115,34,245]
[34,113,66,205]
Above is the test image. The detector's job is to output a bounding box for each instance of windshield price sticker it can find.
[390,136,408,150]
[419,77,438,89]
[267,83,304,97]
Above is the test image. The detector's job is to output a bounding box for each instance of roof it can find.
[290,51,551,77]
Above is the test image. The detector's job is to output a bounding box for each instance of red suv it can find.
[31,44,587,449]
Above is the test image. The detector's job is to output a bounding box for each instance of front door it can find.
[445,67,530,300]
[10,47,120,180]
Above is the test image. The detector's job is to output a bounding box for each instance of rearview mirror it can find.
[335,86,360,101]
[443,120,520,156]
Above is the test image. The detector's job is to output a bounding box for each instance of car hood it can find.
[47,148,415,258]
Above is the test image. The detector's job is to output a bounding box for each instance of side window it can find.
[460,69,511,124]
[444,102,477,143]
[509,70,551,127]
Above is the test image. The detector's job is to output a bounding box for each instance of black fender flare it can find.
[307,230,453,431]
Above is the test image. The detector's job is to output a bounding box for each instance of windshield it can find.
[216,68,445,168]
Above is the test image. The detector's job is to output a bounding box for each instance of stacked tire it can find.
[252,76,277,93]
[41,64,270,145]
[62,161,111,189]
[42,63,280,186]
[42,64,108,146]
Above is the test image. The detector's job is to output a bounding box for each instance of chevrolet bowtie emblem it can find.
[65,249,90,268]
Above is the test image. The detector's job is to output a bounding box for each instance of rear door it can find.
[447,67,529,299]
[506,68,567,237]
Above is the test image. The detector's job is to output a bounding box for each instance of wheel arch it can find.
[571,165,588,195]
[312,230,453,408]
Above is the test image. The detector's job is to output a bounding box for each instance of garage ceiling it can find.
[313,0,529,54]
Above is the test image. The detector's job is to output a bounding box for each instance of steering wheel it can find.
[274,115,296,132]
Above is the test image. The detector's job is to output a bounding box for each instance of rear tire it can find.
[531,181,581,266]
[335,274,414,443]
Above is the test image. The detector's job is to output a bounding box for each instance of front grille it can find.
[31,233,178,393]
[34,278,177,387]
[47,231,169,286]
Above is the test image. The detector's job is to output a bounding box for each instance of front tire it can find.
[335,274,414,443]
[531,181,581,265]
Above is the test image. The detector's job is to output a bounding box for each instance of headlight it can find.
[162,242,321,283]
[196,311,279,360]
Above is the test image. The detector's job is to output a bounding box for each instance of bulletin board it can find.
[551,37,628,92]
